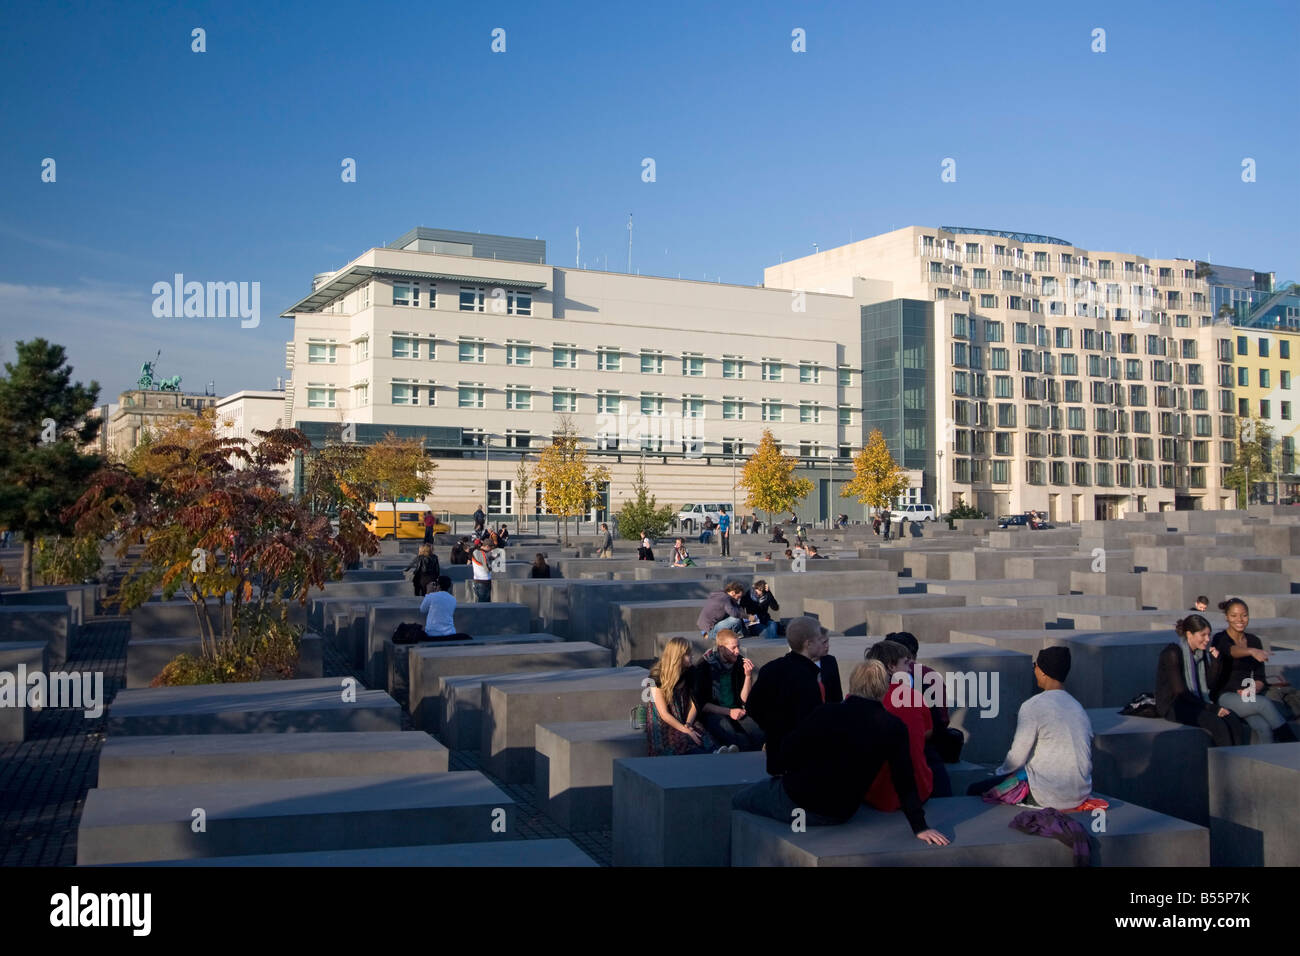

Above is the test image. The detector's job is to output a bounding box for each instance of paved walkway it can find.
[0,618,614,866]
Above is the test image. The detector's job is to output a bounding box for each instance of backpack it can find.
[1119,692,1159,718]
[392,622,426,645]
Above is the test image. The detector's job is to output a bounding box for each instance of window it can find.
[984,320,1004,342]
[1073,463,1090,486]
[356,337,369,361]
[552,388,577,413]
[799,402,821,424]
[641,350,664,374]
[1192,389,1208,410]
[683,395,704,419]
[598,348,621,372]
[995,375,1013,398]
[596,432,619,451]
[1055,327,1072,349]
[682,353,704,377]
[498,290,531,315]
[597,391,621,414]
[990,348,1009,370]
[461,429,485,448]
[1260,369,1271,389]
[837,366,852,387]
[1260,400,1271,418]
[1239,398,1250,417]
[994,432,1013,456]
[392,281,423,307]
[553,345,578,369]
[306,385,336,408]
[1068,407,1086,430]
[1195,414,1212,437]
[459,338,485,363]
[459,287,485,312]
[722,397,743,421]
[354,383,368,407]
[721,438,744,456]
[506,342,532,366]
[1284,371,1293,389]
[505,430,532,449]
[1187,364,1203,385]
[762,359,782,382]
[997,403,1016,428]
[723,356,744,379]
[505,386,531,410]
[425,381,436,406]
[952,313,969,337]
[391,380,419,406]
[1281,341,1291,360]
[838,406,851,425]
[980,294,997,308]
[1238,367,1249,387]
[991,460,1009,484]
[762,399,783,422]
[1060,353,1078,375]
[1064,380,1083,403]
[458,384,484,408]
[838,444,851,459]
[307,340,337,363]
[1259,338,1270,358]
[952,342,969,367]
[1237,336,1248,356]
[799,362,820,384]
[1285,402,1294,421]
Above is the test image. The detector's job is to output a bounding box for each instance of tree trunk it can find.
[20,537,33,591]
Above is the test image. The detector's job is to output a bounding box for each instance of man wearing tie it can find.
[744,617,843,775]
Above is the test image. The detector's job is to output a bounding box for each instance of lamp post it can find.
[484,433,492,527]
[936,449,944,515]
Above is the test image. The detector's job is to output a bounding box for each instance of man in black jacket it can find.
[732,663,950,845]
[744,617,843,775]
[739,579,780,639]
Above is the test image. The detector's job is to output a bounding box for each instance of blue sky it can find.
[1,0,1296,400]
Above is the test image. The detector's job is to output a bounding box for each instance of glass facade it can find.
[861,298,934,499]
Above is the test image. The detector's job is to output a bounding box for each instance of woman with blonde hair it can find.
[855,644,934,813]
[646,637,730,755]
[406,544,440,598]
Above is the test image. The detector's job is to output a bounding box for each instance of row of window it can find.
[1236,335,1292,360]
[921,239,1200,284]
[389,282,533,316]
[953,429,1229,462]
[1236,367,1294,389]
[952,459,1210,490]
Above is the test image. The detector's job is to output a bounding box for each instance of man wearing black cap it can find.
[964,646,1094,810]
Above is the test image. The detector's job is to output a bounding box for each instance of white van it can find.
[889,503,936,522]
[676,502,733,531]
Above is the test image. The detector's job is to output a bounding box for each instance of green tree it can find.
[840,429,910,509]
[534,416,609,544]
[303,440,375,517]
[359,433,436,537]
[944,495,986,529]
[0,339,103,590]
[615,463,676,540]
[738,429,813,529]
[514,456,533,530]
[1224,416,1274,508]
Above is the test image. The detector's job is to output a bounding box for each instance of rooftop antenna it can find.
[576,226,580,268]
[627,213,633,273]
[813,243,819,254]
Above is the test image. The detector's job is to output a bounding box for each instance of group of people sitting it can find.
[1155,596,1297,745]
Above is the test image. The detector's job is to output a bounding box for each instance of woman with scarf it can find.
[1155,613,1248,747]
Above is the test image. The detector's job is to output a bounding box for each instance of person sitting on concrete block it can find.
[1155,614,1249,748]
[866,638,949,800]
[881,630,961,770]
[1211,599,1296,744]
[965,647,1094,810]
[697,581,750,641]
[745,617,843,775]
[739,580,780,639]
[646,637,730,755]
[671,539,695,568]
[692,629,764,752]
[732,662,949,846]
[856,657,934,813]
[530,553,552,579]
[420,577,471,641]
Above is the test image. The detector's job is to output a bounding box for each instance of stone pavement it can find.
[0,617,614,867]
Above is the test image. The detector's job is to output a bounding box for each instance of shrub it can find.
[944,497,987,529]
[152,617,302,686]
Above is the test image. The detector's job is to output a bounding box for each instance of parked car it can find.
[997,514,1030,528]
[676,502,733,531]
[889,504,936,522]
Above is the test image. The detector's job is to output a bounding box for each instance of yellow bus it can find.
[365,503,450,540]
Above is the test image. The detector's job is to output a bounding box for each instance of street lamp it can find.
[936,449,944,514]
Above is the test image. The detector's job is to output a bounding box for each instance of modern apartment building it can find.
[282,228,864,519]
[1230,327,1299,504]
[766,227,1238,520]
[283,224,1269,522]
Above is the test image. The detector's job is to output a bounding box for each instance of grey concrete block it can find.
[439,670,574,750]
[365,602,530,687]
[1070,570,1143,600]
[1058,631,1174,709]
[0,640,50,743]
[125,633,323,689]
[921,578,1060,598]
[1089,708,1210,825]
[106,677,401,736]
[483,668,651,783]
[613,752,770,866]
[978,593,1137,625]
[869,605,1049,646]
[731,795,1208,866]
[0,605,71,668]
[407,638,603,730]
[114,839,597,867]
[1141,572,1289,613]
[76,771,514,864]
[535,720,648,829]
[96,731,448,787]
[802,593,967,636]
[1208,743,1300,866]
[611,600,714,666]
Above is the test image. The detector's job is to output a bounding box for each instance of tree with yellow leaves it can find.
[841,429,909,509]
[739,429,813,529]
[533,416,610,544]
[358,433,436,538]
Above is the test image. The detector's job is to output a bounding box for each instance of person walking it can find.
[718,509,732,556]
[422,511,435,545]
[598,522,614,558]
